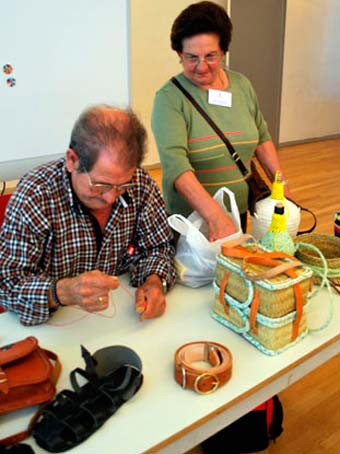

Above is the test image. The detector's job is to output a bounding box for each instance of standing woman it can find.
[152,1,292,237]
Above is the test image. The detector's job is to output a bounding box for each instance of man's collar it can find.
[62,162,82,213]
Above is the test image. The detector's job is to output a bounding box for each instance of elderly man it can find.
[0,105,176,325]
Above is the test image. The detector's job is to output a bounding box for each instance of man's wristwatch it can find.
[50,279,64,308]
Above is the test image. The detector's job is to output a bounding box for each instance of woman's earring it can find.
[179,58,183,64]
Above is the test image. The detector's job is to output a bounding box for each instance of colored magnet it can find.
[6,77,16,87]
[3,64,13,75]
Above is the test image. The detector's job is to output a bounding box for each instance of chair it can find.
[0,193,11,227]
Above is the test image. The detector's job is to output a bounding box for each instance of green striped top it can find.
[151,69,271,216]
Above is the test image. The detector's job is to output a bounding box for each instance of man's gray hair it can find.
[69,105,147,171]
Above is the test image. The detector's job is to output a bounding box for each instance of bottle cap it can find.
[274,203,285,215]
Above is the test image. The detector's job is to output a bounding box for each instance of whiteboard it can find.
[0,0,129,180]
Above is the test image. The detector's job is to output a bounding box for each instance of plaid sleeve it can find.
[128,175,176,289]
[0,193,52,325]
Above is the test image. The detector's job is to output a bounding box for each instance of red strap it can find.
[1,431,28,446]
[266,398,274,436]
[252,398,274,437]
[254,402,266,411]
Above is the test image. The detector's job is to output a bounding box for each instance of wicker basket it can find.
[215,256,311,318]
[295,234,340,285]
[212,285,309,353]
[212,245,313,355]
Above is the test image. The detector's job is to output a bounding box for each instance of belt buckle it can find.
[194,372,220,394]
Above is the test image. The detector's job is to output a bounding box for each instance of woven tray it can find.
[295,234,340,285]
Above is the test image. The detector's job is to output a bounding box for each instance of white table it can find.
[0,276,339,454]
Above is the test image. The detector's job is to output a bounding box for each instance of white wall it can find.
[3,0,338,180]
[130,0,227,166]
[280,0,340,143]
[131,0,340,157]
[0,0,129,181]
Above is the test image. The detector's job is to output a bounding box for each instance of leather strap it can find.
[221,238,304,281]
[174,341,232,394]
[329,279,340,295]
[249,290,261,334]
[291,201,317,235]
[242,255,304,281]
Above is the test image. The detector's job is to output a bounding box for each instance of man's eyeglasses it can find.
[182,52,222,67]
[83,168,135,195]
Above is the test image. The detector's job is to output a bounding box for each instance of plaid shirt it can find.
[0,159,176,325]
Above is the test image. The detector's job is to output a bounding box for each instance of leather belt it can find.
[174,341,232,394]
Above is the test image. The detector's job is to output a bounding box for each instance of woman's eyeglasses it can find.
[83,169,135,195]
[182,52,222,67]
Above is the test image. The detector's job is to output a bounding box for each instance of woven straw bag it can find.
[212,238,313,355]
[295,234,340,290]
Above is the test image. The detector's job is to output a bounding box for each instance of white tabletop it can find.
[0,276,339,454]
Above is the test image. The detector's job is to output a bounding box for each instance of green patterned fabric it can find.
[152,69,271,216]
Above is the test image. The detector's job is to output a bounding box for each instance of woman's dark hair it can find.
[69,105,147,172]
[171,1,232,53]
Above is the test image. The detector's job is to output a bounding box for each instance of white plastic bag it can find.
[168,187,242,288]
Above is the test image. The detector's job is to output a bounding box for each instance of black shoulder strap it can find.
[171,77,249,177]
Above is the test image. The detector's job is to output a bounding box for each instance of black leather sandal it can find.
[32,345,143,452]
[0,444,35,454]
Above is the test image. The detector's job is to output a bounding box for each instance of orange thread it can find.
[48,282,135,327]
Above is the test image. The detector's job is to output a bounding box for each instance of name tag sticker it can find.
[208,89,232,107]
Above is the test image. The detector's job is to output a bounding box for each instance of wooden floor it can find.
[148,138,340,454]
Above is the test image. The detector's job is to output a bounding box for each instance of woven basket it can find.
[295,234,340,285]
[212,245,313,355]
[212,286,308,353]
[215,253,312,318]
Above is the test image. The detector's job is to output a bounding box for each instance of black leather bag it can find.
[202,395,283,454]
[246,160,271,216]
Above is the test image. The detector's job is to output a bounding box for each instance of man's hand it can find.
[56,270,119,312]
[135,274,166,321]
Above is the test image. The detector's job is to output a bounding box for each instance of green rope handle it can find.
[294,242,334,332]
